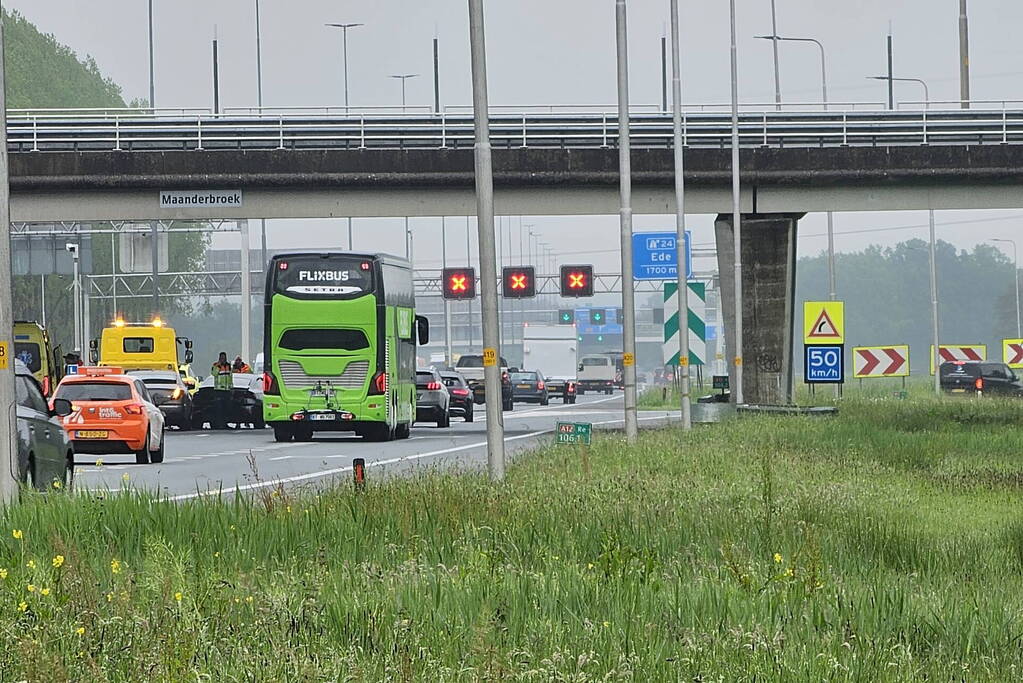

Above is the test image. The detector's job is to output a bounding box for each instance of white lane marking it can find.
[269,455,293,461]
[166,411,678,502]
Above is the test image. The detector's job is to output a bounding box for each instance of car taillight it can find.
[537,381,545,390]
[426,381,441,391]
[451,388,469,396]
[976,378,984,391]
[41,377,51,398]
[567,384,576,394]
[124,404,143,415]
[369,371,387,395]
[263,371,280,395]
[502,371,509,382]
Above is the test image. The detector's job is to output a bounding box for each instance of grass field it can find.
[3,397,1023,680]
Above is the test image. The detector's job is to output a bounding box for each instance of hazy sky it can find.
[8,0,1023,273]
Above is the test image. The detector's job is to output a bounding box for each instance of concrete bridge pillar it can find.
[715,213,803,406]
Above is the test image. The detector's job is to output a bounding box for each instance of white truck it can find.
[577,354,616,394]
[521,324,577,404]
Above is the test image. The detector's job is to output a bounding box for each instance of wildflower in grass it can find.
[11,529,22,540]
[0,569,7,580]
[174,591,183,602]
[784,567,794,578]
[229,525,236,531]
[75,626,85,636]
[245,596,253,604]
[773,553,782,564]
[52,555,65,569]
[602,621,610,628]
[214,552,220,558]
[25,560,35,570]
[110,559,121,574]
[52,480,61,490]
[40,587,50,596]
[121,473,129,482]
[17,601,27,613]
[105,593,113,603]
[26,584,35,593]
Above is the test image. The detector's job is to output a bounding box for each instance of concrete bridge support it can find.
[715,213,803,406]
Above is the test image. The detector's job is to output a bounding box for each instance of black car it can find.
[511,370,550,405]
[939,361,1023,396]
[128,370,193,430]
[440,371,474,422]
[415,369,450,427]
[192,373,266,429]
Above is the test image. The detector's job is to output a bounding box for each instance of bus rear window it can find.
[279,329,370,351]
[123,337,155,353]
[273,256,374,298]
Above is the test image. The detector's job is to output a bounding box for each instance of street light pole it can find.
[325,23,364,110]
[670,0,691,430]
[869,75,929,108]
[255,0,267,267]
[467,0,505,481]
[959,0,970,108]
[992,239,1021,338]
[729,0,744,405]
[0,17,18,504]
[615,0,639,442]
[148,0,156,109]
[390,73,420,111]
[769,0,781,110]
[754,35,827,109]
[929,210,940,395]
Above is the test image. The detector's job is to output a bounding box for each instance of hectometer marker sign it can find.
[853,345,910,379]
[555,421,592,445]
[803,301,844,345]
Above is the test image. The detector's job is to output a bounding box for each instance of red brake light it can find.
[567,383,576,394]
[537,381,545,390]
[426,381,442,391]
[263,371,280,395]
[502,371,509,382]
[976,378,984,391]
[360,262,371,270]
[451,388,469,396]
[41,376,51,398]
[124,404,143,415]
[369,372,387,395]
[278,262,288,270]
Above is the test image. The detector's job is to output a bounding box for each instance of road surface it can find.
[73,394,677,500]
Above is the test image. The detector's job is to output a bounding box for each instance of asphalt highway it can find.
[72,394,678,500]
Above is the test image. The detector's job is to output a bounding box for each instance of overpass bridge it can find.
[13,103,1023,407]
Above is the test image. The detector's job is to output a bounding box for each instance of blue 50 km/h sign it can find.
[631,231,693,281]
[804,345,845,384]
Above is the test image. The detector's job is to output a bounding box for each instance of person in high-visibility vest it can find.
[232,356,252,374]
[211,351,233,429]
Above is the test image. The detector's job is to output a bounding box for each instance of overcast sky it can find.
[8,0,1023,273]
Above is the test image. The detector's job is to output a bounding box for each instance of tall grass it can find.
[2,397,1023,679]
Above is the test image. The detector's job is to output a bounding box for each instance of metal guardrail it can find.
[9,107,1023,153]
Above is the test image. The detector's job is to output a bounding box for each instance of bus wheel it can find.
[363,424,393,442]
[395,422,411,439]
[295,426,314,442]
[273,425,294,442]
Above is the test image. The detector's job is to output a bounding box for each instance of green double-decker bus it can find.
[262,252,428,442]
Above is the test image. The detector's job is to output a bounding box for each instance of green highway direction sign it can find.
[555,421,592,445]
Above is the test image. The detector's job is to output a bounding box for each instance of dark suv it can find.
[939,361,1023,396]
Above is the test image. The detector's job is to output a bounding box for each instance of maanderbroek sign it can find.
[160,190,243,208]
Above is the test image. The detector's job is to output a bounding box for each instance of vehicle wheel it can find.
[438,411,450,428]
[363,423,394,442]
[541,395,549,406]
[295,426,314,442]
[25,454,36,490]
[64,451,74,491]
[395,422,411,439]
[135,430,152,465]
[191,415,205,430]
[273,425,294,442]
[503,398,513,412]
[178,418,191,432]
[577,388,585,396]
[569,396,577,405]
[150,429,166,464]
[254,415,266,430]
[464,407,475,422]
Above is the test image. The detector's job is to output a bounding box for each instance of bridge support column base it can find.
[715,212,804,406]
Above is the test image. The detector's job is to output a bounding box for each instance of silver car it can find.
[15,360,74,490]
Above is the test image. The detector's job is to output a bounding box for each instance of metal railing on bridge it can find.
[9,104,1023,153]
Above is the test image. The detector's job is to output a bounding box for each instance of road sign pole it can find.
[929,209,940,395]
[240,220,251,365]
[669,0,691,430]
[0,19,19,506]
[442,216,453,366]
[729,0,744,405]
[615,0,638,442]
[468,0,505,481]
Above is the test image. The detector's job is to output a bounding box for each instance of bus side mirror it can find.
[88,339,98,351]
[184,350,194,364]
[184,339,193,350]
[416,315,430,345]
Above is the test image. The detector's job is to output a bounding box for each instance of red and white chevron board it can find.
[936,345,986,363]
[853,345,910,378]
[1004,339,1023,368]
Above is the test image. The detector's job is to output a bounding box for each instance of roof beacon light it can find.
[113,318,126,328]
[151,318,164,328]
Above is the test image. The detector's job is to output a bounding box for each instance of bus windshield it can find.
[272,255,375,299]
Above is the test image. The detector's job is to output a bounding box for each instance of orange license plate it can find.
[75,430,109,439]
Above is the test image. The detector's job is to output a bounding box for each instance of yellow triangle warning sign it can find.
[803,301,845,344]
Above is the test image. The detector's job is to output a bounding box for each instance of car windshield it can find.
[56,381,133,401]
[440,375,463,387]
[456,356,483,368]
[581,358,608,366]
[512,373,537,382]
[416,372,436,385]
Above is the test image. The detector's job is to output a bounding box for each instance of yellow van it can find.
[13,321,62,396]
[91,318,194,372]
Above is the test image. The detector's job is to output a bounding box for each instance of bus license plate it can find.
[309,413,335,421]
[76,430,108,439]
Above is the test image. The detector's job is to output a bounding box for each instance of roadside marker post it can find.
[556,421,593,476]
[353,457,366,492]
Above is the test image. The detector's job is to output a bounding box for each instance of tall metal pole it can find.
[434,37,441,113]
[729,0,744,405]
[466,216,474,349]
[769,0,781,110]
[240,220,251,364]
[669,0,691,430]
[0,15,22,504]
[442,217,453,366]
[150,222,159,312]
[213,36,221,115]
[255,0,267,268]
[615,0,638,441]
[148,0,156,109]
[347,217,353,250]
[40,275,46,328]
[886,32,894,110]
[929,209,940,395]
[827,213,836,300]
[325,24,363,110]
[72,249,81,352]
[468,0,505,480]
[959,0,970,108]
[660,36,667,112]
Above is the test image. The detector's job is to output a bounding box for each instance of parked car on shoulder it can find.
[192,373,265,430]
[128,370,193,430]
[511,370,550,405]
[939,361,1023,396]
[52,366,166,464]
[415,369,451,427]
[440,370,474,422]
[15,360,74,489]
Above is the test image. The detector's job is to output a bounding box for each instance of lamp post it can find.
[390,73,420,112]
[670,0,691,429]
[991,239,1021,338]
[768,0,781,110]
[929,210,940,396]
[868,75,930,108]
[754,35,827,109]
[729,0,744,405]
[255,0,267,267]
[148,0,156,109]
[325,23,363,110]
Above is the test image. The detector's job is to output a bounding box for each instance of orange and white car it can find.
[52,367,166,464]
